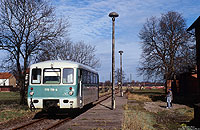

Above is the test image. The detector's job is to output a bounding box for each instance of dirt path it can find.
[144,101,192,113]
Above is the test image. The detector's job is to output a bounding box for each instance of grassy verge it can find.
[0,92,20,104]
[123,103,157,130]
[123,90,194,130]
[99,86,111,97]
[0,92,35,123]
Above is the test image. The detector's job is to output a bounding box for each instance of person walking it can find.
[166,89,173,108]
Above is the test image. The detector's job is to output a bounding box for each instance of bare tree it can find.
[138,11,195,82]
[34,39,71,62]
[104,80,111,86]
[0,0,67,104]
[70,41,100,69]
[36,40,100,69]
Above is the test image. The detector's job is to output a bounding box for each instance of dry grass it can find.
[122,104,156,130]
[123,93,156,130]
[99,90,111,97]
[127,92,152,102]
[123,91,195,130]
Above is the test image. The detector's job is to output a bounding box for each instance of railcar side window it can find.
[94,74,98,84]
[93,73,96,84]
[93,74,96,84]
[31,68,41,84]
[63,68,74,84]
[43,68,61,84]
[87,71,91,84]
[92,73,94,83]
[82,70,87,84]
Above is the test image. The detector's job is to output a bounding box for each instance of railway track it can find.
[10,92,115,130]
[11,118,46,130]
[45,117,72,130]
[44,93,114,130]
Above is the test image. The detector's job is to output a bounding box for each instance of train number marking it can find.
[44,88,58,92]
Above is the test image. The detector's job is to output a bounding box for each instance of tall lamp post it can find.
[119,50,123,97]
[109,12,119,110]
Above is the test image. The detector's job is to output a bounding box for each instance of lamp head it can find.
[119,50,123,54]
[109,12,119,18]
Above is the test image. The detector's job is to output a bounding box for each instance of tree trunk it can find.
[19,74,26,105]
[20,57,28,105]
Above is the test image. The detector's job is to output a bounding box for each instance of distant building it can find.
[0,72,16,87]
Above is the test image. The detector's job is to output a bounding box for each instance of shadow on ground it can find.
[32,103,94,120]
[181,119,200,128]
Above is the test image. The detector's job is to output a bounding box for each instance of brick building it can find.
[0,72,16,91]
[167,68,199,96]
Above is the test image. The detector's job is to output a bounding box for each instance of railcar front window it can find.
[63,68,74,84]
[82,70,87,84]
[43,68,61,84]
[31,68,41,84]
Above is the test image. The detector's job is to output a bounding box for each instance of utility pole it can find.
[109,12,119,110]
[119,50,123,97]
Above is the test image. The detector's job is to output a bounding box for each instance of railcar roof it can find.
[30,60,97,73]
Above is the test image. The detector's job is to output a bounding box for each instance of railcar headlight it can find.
[29,91,34,96]
[68,91,74,96]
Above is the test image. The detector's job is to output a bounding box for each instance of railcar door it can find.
[78,69,83,108]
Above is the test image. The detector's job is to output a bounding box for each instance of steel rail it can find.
[44,117,72,130]
[11,118,46,130]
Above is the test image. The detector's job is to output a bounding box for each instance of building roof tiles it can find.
[0,72,13,79]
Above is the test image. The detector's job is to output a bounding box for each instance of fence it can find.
[0,86,19,92]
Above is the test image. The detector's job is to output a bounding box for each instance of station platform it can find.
[56,93,127,130]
